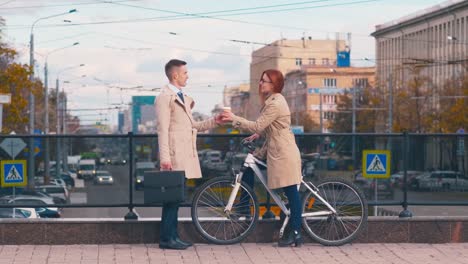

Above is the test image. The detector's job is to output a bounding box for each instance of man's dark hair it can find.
[165,59,187,79]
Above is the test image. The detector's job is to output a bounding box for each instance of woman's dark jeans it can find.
[238,167,302,231]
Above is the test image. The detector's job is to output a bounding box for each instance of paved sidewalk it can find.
[1,243,468,264]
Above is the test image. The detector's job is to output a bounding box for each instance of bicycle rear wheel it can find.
[302,177,368,246]
[191,176,259,244]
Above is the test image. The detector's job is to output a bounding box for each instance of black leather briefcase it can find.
[144,170,185,204]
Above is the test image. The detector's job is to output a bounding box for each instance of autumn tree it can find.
[435,72,468,133]
[392,67,432,132]
[330,84,382,133]
[0,27,44,133]
[298,111,319,132]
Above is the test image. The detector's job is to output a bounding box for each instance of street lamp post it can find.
[43,42,79,183]
[28,9,76,189]
[61,75,86,172]
[55,64,85,176]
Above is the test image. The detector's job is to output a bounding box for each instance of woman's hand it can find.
[221,111,234,122]
[244,133,260,142]
[214,113,224,125]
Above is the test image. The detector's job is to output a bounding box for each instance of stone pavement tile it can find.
[80,260,98,264]
[6,243,468,263]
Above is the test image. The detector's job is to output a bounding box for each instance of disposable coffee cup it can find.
[222,106,231,112]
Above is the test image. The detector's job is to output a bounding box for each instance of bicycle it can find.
[191,141,368,246]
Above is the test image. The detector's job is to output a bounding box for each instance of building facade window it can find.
[353,78,369,87]
[322,58,330,65]
[323,78,337,87]
[309,58,316,65]
[295,58,302,66]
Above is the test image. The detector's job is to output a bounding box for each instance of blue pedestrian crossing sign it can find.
[1,160,27,187]
[362,150,391,179]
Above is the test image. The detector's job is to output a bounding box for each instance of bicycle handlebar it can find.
[241,139,256,152]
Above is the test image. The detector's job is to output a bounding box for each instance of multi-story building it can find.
[371,0,468,92]
[230,91,250,118]
[222,83,249,107]
[117,112,124,134]
[131,96,156,134]
[284,66,375,132]
[248,37,349,119]
[220,83,250,117]
[371,0,468,172]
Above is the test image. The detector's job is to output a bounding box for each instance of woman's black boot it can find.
[278,230,303,247]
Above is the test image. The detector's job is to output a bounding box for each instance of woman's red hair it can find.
[259,69,284,103]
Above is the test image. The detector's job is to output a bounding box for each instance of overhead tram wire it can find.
[0,0,15,7]
[5,1,467,46]
[4,0,382,31]
[88,32,468,63]
[0,0,143,10]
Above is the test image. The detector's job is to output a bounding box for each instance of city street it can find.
[62,164,192,218]
[61,164,468,218]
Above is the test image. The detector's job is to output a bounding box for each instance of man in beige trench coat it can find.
[156,59,221,249]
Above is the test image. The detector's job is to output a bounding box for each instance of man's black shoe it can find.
[159,239,189,250]
[175,237,193,247]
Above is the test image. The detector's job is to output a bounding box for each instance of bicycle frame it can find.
[224,153,337,237]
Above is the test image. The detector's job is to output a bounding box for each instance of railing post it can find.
[125,132,138,220]
[399,131,413,218]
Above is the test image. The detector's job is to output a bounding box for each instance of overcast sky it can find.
[0,0,444,127]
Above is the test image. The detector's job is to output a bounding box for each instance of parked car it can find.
[35,207,61,218]
[94,170,114,185]
[0,195,55,206]
[302,161,315,179]
[19,190,64,205]
[390,171,423,188]
[35,185,70,204]
[0,195,60,218]
[0,208,39,218]
[413,171,468,191]
[202,150,227,172]
[56,172,75,188]
[198,149,212,167]
[354,173,394,200]
[34,173,74,189]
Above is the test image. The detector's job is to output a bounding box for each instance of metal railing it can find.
[0,132,466,219]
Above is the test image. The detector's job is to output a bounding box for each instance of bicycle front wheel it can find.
[302,177,368,246]
[191,176,259,245]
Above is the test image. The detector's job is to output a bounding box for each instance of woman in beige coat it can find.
[222,69,303,247]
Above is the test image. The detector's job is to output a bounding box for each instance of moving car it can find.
[78,159,96,180]
[94,170,114,185]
